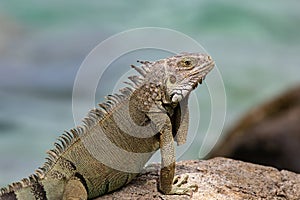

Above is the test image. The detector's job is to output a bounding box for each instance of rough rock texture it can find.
[96,157,300,200]
[208,86,300,173]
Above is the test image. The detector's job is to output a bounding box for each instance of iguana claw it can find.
[167,175,198,196]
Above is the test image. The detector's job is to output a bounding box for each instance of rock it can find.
[208,86,300,173]
[95,157,300,200]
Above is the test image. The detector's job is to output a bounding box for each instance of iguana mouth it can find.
[192,76,204,89]
[192,60,215,88]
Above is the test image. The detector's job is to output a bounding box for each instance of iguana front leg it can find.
[147,104,197,195]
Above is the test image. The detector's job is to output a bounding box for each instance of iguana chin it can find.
[0,52,214,200]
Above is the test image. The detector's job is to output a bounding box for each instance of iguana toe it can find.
[162,175,198,196]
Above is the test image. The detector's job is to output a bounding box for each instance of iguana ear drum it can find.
[169,75,177,84]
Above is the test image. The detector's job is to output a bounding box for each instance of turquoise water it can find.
[0,1,300,186]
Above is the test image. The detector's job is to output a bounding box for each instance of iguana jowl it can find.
[0,52,214,199]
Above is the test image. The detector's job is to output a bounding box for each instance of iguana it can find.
[0,52,214,200]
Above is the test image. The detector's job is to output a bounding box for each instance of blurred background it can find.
[0,0,300,186]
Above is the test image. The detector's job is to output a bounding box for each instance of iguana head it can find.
[163,53,215,103]
[130,52,214,107]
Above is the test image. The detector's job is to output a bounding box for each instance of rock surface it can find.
[96,157,300,200]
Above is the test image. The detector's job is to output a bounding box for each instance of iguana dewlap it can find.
[0,53,214,200]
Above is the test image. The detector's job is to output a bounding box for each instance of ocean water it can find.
[0,0,300,187]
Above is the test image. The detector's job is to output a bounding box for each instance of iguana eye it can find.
[178,57,196,70]
[184,60,191,66]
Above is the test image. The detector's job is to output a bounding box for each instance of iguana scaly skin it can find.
[0,52,214,200]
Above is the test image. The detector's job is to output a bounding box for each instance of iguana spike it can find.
[76,126,85,135]
[137,60,150,65]
[47,149,59,160]
[3,180,25,194]
[83,117,93,126]
[0,188,7,195]
[45,157,52,163]
[113,93,123,101]
[59,136,68,145]
[115,93,125,99]
[90,108,105,118]
[37,166,46,174]
[20,178,31,187]
[106,94,120,104]
[63,131,73,140]
[35,169,44,179]
[44,161,51,170]
[131,64,146,77]
[137,60,152,72]
[45,153,55,163]
[110,94,121,101]
[124,81,136,88]
[54,142,63,153]
[70,128,80,138]
[12,182,22,191]
[61,133,71,144]
[98,103,110,112]
[29,174,39,182]
[128,75,143,86]
[119,87,133,96]
[58,136,69,148]
[106,100,114,107]
[64,138,71,146]
[8,185,14,192]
